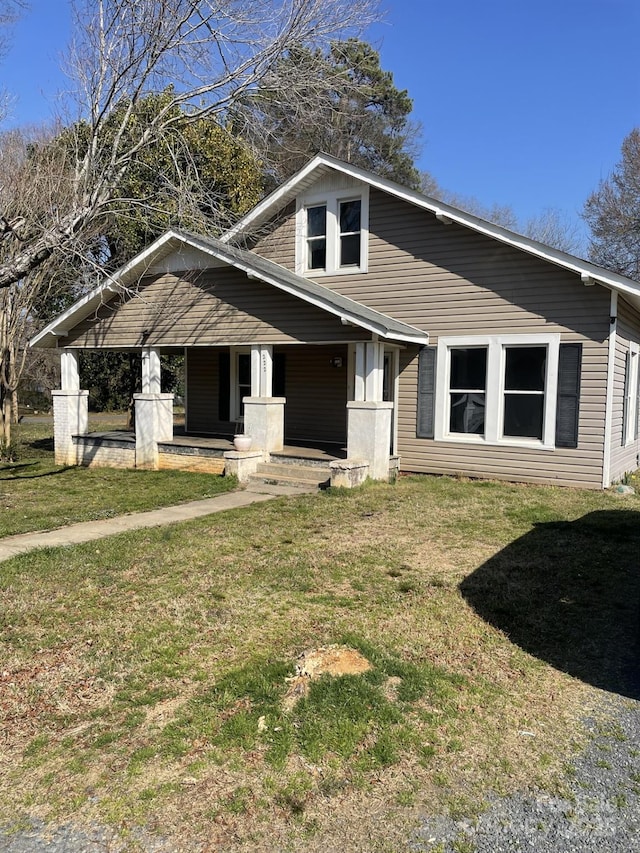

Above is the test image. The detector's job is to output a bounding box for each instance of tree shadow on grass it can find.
[0,463,74,480]
[460,510,640,699]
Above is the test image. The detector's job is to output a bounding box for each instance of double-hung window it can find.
[434,335,561,448]
[297,187,368,275]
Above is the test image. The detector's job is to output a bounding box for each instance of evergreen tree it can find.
[239,39,421,188]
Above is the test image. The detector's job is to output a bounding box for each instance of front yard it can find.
[1,439,639,851]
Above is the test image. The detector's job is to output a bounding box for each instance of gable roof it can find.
[222,152,640,307]
[31,229,429,349]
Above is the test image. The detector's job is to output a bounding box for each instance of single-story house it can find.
[32,153,640,489]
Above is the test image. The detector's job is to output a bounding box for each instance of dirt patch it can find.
[283,645,372,711]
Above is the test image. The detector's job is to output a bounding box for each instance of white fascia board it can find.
[222,153,640,301]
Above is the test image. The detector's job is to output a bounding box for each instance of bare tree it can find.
[0,0,379,291]
[0,1,26,123]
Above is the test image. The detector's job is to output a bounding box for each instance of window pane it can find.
[307,205,326,237]
[238,353,251,385]
[450,348,487,390]
[340,233,361,266]
[504,394,544,439]
[450,393,485,434]
[308,238,326,269]
[505,347,546,391]
[340,199,361,233]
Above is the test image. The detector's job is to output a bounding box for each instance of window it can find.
[449,347,487,435]
[297,187,368,275]
[434,335,562,449]
[339,199,361,267]
[306,205,327,270]
[623,342,639,446]
[503,346,546,440]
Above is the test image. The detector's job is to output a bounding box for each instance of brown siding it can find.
[186,344,347,444]
[609,297,640,482]
[185,348,228,434]
[63,267,367,348]
[254,187,611,487]
[282,345,347,444]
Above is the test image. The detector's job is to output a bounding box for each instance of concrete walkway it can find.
[0,482,312,562]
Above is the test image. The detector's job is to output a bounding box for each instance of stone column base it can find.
[243,397,285,452]
[330,459,370,489]
[134,393,174,469]
[52,390,89,466]
[224,449,264,483]
[346,401,393,481]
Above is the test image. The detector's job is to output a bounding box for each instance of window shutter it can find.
[555,343,582,448]
[273,352,286,397]
[417,346,437,439]
[218,350,230,422]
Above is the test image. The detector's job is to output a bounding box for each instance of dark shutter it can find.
[416,346,437,439]
[218,350,230,422]
[273,352,286,397]
[555,343,582,448]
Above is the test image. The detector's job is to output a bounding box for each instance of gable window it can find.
[306,205,327,270]
[297,187,369,276]
[339,199,361,267]
[433,334,562,449]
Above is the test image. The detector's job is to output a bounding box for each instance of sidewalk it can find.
[0,482,312,562]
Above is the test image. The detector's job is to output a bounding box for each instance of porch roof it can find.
[30,229,429,349]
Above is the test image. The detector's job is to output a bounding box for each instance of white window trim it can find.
[295,186,369,276]
[434,334,561,450]
[624,341,639,446]
[230,346,251,423]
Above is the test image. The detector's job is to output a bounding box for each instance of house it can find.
[32,154,640,489]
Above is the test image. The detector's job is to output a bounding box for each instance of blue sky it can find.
[3,0,639,237]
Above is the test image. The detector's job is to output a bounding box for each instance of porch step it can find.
[248,461,331,490]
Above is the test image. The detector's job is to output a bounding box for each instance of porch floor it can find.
[80,428,347,462]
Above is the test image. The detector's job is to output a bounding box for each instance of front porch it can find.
[70,425,358,488]
[54,339,399,488]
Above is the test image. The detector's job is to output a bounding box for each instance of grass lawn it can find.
[1,456,639,851]
[0,417,235,537]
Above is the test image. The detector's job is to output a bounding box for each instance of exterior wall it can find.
[63,266,367,349]
[185,344,348,444]
[609,296,640,482]
[254,187,612,488]
[157,452,225,474]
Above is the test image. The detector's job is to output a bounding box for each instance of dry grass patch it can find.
[1,475,638,850]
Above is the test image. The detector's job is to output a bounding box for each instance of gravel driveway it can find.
[1,693,639,852]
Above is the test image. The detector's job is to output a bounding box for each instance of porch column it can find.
[52,349,88,466]
[141,347,161,394]
[244,344,284,453]
[134,392,174,469]
[345,341,393,482]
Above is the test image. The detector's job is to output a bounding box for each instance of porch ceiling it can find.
[30,230,429,349]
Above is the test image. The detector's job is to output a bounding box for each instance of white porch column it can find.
[134,392,174,469]
[250,344,273,396]
[344,340,392,483]
[346,401,393,481]
[141,347,161,394]
[244,345,282,453]
[52,349,88,465]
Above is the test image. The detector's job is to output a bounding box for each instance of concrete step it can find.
[249,461,331,489]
